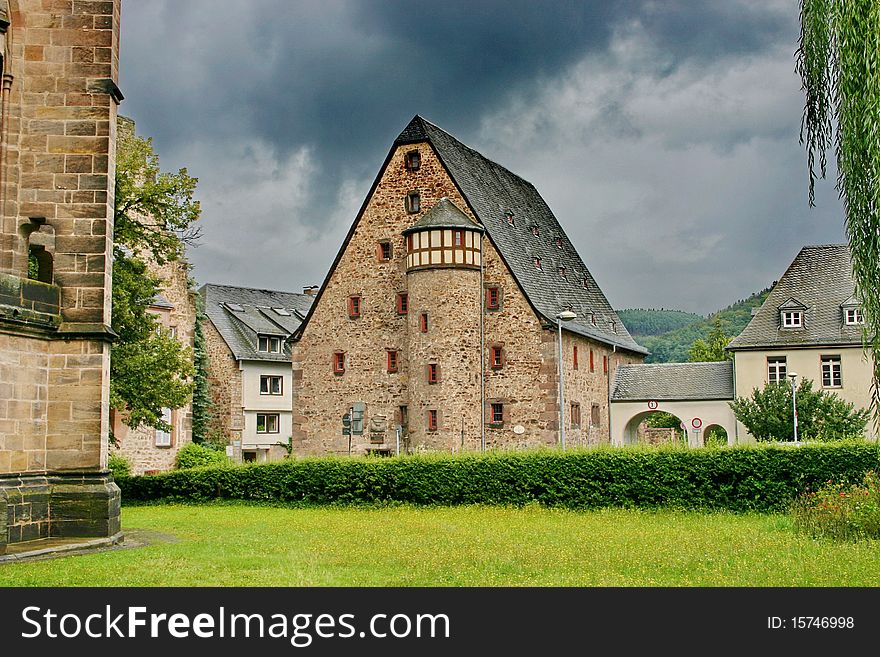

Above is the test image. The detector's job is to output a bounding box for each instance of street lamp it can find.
[555,310,577,450]
[788,372,799,443]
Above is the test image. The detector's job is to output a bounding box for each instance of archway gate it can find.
[609,362,737,447]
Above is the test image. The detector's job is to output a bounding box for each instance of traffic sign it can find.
[691,417,703,429]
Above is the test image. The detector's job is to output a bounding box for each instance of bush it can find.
[730,380,870,441]
[108,452,132,479]
[119,441,880,512]
[175,442,229,470]
[792,471,880,541]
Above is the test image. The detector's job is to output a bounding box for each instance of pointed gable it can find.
[395,115,645,355]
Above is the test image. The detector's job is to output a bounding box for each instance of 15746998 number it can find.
[768,617,854,629]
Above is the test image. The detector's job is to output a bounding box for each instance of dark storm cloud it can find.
[118,0,836,313]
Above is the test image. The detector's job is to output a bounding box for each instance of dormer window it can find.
[781,311,803,328]
[258,335,282,353]
[405,150,421,171]
[555,238,563,249]
[534,257,542,270]
[845,307,864,325]
[405,191,421,214]
[558,267,566,280]
[531,225,540,237]
[582,276,589,290]
[505,211,515,226]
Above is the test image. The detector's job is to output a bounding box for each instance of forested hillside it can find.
[615,309,703,336]
[618,286,773,363]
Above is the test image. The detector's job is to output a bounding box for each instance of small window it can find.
[427,363,440,384]
[782,311,803,328]
[490,403,504,425]
[258,335,282,353]
[333,351,345,375]
[257,413,280,434]
[378,241,393,261]
[406,234,414,252]
[821,355,842,387]
[531,225,540,237]
[398,405,408,427]
[406,191,421,214]
[590,313,597,327]
[453,230,464,247]
[348,295,361,318]
[420,312,429,333]
[571,402,581,429]
[486,286,500,310]
[260,375,283,395]
[555,238,563,249]
[387,350,399,373]
[534,257,542,270]
[505,211,515,226]
[490,346,504,369]
[582,277,589,290]
[558,267,566,280]
[573,345,579,370]
[591,404,600,427]
[427,409,438,431]
[397,292,408,315]
[589,349,595,373]
[155,407,172,447]
[405,150,421,171]
[767,356,787,384]
[603,355,608,374]
[845,308,864,325]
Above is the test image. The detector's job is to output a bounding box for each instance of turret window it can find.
[420,312,429,333]
[396,292,408,314]
[573,345,578,370]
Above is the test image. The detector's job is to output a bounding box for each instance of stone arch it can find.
[610,399,738,447]
[622,409,686,446]
[703,423,730,447]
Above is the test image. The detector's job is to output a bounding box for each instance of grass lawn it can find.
[2,503,879,586]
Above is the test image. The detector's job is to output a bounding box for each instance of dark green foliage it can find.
[616,309,702,337]
[108,452,132,479]
[688,317,733,362]
[633,287,771,363]
[175,442,230,470]
[191,294,212,443]
[730,380,870,442]
[119,442,880,513]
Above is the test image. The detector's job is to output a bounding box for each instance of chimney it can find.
[303,285,319,296]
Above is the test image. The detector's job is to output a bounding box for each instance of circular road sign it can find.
[647,400,659,410]
[691,417,703,429]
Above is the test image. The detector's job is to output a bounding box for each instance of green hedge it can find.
[117,442,880,512]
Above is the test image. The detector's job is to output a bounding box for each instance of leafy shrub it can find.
[730,380,870,441]
[792,471,880,541]
[119,441,880,512]
[108,452,132,479]
[175,442,229,470]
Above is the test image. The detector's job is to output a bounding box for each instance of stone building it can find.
[291,116,646,455]
[111,255,196,474]
[0,0,122,553]
[201,283,314,462]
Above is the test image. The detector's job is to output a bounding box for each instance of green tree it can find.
[110,127,200,432]
[729,379,869,442]
[688,317,733,362]
[190,291,212,443]
[798,0,880,427]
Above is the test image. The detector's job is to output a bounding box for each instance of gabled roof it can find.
[149,293,174,310]
[778,297,807,310]
[728,244,863,350]
[840,294,859,308]
[394,115,645,354]
[611,361,734,401]
[201,283,314,362]
[402,197,483,234]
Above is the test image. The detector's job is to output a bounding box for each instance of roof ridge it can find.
[202,282,312,298]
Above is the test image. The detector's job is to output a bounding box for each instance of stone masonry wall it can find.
[292,138,644,454]
[202,316,242,443]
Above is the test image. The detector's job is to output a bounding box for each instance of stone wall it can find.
[0,0,121,550]
[202,315,243,443]
[292,139,644,454]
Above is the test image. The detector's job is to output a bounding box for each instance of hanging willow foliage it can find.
[797,0,880,431]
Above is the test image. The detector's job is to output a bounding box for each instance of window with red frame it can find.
[571,402,581,428]
[420,312,429,333]
[348,296,361,318]
[427,409,438,431]
[407,234,413,252]
[453,230,464,247]
[573,345,579,370]
[589,349,594,372]
[378,241,392,261]
[603,355,608,374]
[486,286,500,310]
[490,346,504,369]
[387,350,398,373]
[396,292,408,314]
[490,403,504,425]
[333,352,345,374]
[427,363,440,383]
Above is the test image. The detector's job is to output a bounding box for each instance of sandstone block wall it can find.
[203,316,243,443]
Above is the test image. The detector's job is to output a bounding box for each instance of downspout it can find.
[480,232,485,452]
[0,33,12,244]
[608,344,616,444]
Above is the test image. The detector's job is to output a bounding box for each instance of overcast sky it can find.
[118,0,845,315]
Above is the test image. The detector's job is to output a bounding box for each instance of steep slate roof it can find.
[611,361,735,401]
[394,116,646,355]
[727,244,862,350]
[201,283,314,362]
